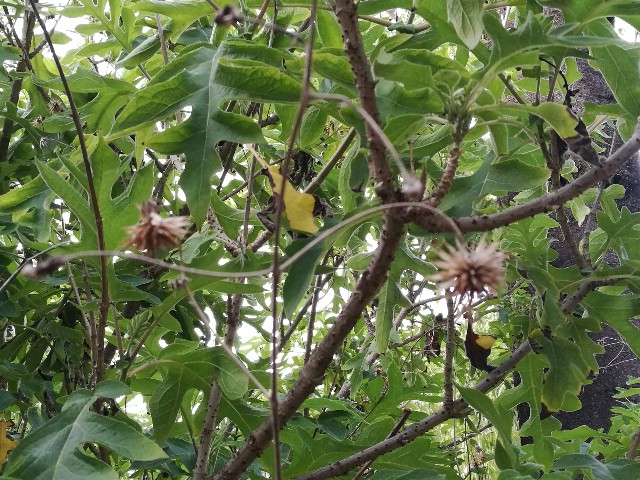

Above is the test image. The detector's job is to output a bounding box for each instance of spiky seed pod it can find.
[432,236,506,298]
[125,201,189,256]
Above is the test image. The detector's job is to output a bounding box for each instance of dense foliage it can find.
[2,0,640,479]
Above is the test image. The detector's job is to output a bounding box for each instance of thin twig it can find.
[305,128,357,194]
[51,202,461,281]
[252,0,271,29]
[194,292,242,480]
[241,155,256,247]
[443,296,456,411]
[80,263,99,387]
[304,274,322,364]
[547,130,586,269]
[29,0,111,383]
[181,284,269,397]
[156,14,169,65]
[499,73,526,105]
[278,272,335,351]
[268,2,317,475]
[0,242,70,295]
[66,264,95,366]
[626,428,640,459]
[426,134,462,207]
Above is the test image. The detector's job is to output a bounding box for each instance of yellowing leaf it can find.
[0,420,18,465]
[268,166,318,234]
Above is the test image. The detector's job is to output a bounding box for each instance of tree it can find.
[1,0,640,479]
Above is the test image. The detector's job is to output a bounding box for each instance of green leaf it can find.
[593,207,640,261]
[583,292,640,358]
[457,384,517,467]
[147,347,248,444]
[312,49,355,88]
[498,354,553,469]
[316,10,343,49]
[132,0,211,26]
[117,35,160,69]
[528,329,589,413]
[446,0,484,49]
[283,238,325,319]
[375,278,402,354]
[3,383,166,479]
[474,12,614,97]
[110,41,301,224]
[376,80,444,122]
[37,160,96,241]
[504,216,559,267]
[369,436,457,477]
[551,454,640,480]
[299,106,328,149]
[474,103,579,139]
[429,151,549,217]
[281,428,361,477]
[0,176,48,214]
[68,0,138,49]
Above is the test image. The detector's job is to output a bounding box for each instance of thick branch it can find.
[295,341,533,480]
[332,0,396,201]
[211,214,406,479]
[412,123,640,233]
[294,277,615,479]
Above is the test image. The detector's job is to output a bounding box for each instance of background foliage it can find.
[1,0,640,479]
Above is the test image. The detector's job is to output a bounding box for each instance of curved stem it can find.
[28,0,110,383]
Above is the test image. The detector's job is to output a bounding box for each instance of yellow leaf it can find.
[0,420,18,466]
[268,166,318,234]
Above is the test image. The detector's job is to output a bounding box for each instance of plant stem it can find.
[29,0,110,383]
[443,296,456,410]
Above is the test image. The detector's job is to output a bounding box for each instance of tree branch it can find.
[442,296,456,410]
[332,0,396,202]
[293,275,618,479]
[411,122,640,233]
[295,341,533,480]
[28,0,110,383]
[210,214,406,479]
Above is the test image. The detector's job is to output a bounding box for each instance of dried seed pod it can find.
[431,236,506,298]
[125,201,189,255]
